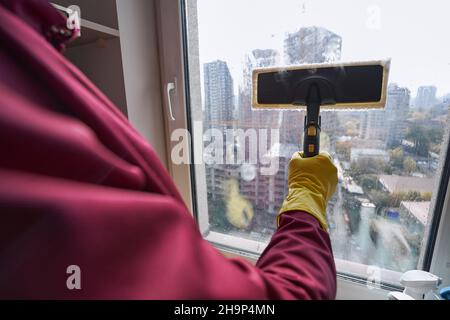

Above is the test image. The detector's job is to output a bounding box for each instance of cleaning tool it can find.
[252,60,390,157]
[253,60,390,229]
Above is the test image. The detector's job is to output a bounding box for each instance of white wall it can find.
[116,0,168,167]
[65,38,128,116]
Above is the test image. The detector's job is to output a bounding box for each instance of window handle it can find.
[167,82,176,121]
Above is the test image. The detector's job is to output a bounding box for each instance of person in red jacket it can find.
[0,0,338,299]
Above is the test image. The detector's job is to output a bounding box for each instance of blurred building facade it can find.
[203,60,236,200]
[206,27,344,231]
[415,86,437,109]
[359,83,410,147]
[204,60,234,128]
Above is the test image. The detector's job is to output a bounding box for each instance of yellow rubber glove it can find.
[277,151,338,231]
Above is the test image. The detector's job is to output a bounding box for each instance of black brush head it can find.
[252,60,390,109]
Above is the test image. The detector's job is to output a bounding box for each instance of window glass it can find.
[184,0,450,278]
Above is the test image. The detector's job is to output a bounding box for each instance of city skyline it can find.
[199,19,446,272]
[197,0,450,97]
[202,58,444,111]
[202,25,444,152]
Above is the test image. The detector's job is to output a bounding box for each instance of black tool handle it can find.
[303,83,322,158]
[303,115,321,158]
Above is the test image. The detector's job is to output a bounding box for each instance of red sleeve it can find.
[0,79,336,300]
[0,2,335,299]
[0,170,336,299]
[255,212,337,299]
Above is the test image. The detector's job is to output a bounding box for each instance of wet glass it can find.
[184,0,450,277]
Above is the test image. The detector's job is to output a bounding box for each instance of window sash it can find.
[155,0,450,295]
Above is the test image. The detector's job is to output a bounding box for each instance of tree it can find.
[406,124,431,156]
[429,127,445,155]
[390,190,430,203]
[395,191,421,201]
[429,127,444,144]
[389,147,404,168]
[350,157,392,178]
[403,156,417,174]
[422,192,432,201]
[358,174,378,191]
[369,190,398,208]
[207,194,231,232]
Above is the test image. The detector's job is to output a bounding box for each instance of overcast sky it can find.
[196,0,450,97]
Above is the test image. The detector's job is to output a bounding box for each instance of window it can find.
[182,0,450,285]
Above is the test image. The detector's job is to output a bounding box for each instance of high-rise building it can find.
[203,60,236,201]
[415,86,437,109]
[385,84,411,146]
[284,26,342,65]
[212,27,345,231]
[444,93,450,104]
[239,143,298,230]
[359,83,410,146]
[236,49,282,223]
[359,109,386,141]
[204,60,234,128]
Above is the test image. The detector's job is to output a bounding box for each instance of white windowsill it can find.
[205,229,402,288]
[209,233,394,299]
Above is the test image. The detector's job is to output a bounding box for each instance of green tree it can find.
[358,174,378,191]
[422,192,432,201]
[389,147,404,168]
[406,124,431,156]
[351,158,391,176]
[403,156,417,173]
[369,190,398,208]
[429,127,444,144]
[207,194,231,232]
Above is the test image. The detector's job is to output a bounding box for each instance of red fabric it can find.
[0,0,336,299]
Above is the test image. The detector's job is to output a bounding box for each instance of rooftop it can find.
[345,183,364,195]
[378,175,434,194]
[350,148,389,162]
[400,201,431,225]
[351,148,389,157]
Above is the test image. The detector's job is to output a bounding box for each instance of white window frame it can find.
[154,0,450,299]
